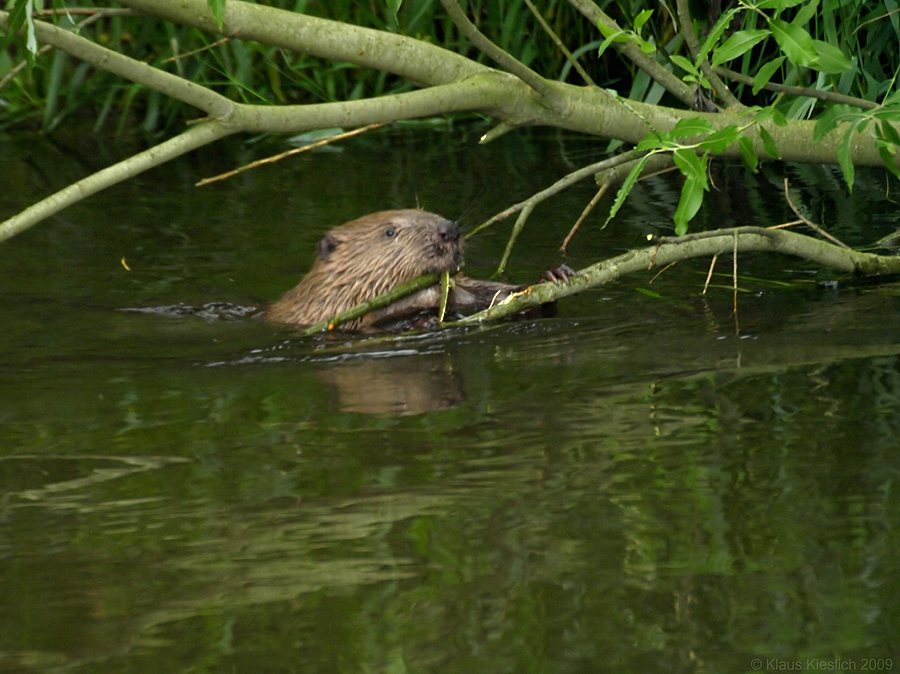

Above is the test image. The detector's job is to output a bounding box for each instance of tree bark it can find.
[451,227,900,325]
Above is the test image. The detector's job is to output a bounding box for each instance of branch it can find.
[2,1,897,242]
[0,11,236,120]
[522,0,596,87]
[468,150,649,273]
[439,0,565,112]
[114,0,488,87]
[715,67,879,110]
[0,123,236,243]
[566,0,696,108]
[451,227,900,325]
[674,0,743,109]
[0,8,139,92]
[303,274,441,334]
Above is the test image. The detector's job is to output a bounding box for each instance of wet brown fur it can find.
[266,210,469,330]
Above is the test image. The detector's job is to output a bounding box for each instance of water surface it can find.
[1,126,898,673]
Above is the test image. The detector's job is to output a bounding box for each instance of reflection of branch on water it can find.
[2,455,191,509]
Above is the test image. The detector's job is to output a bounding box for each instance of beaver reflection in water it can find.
[266,209,541,330]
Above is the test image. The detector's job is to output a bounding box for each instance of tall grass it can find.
[1,0,897,134]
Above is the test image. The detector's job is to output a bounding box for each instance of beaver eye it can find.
[385,227,397,238]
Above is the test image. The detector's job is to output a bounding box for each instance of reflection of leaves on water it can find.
[0,455,191,510]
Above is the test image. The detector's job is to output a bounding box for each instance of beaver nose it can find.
[438,220,460,243]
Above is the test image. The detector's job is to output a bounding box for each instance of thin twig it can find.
[467,149,645,238]
[0,9,136,92]
[716,66,877,110]
[439,0,561,107]
[649,241,662,269]
[303,273,441,334]
[561,183,608,253]
[732,231,739,335]
[702,254,718,295]
[522,0,596,87]
[566,0,696,108]
[468,150,648,274]
[196,123,387,186]
[649,261,677,283]
[34,8,138,17]
[162,36,231,64]
[782,178,850,248]
[674,0,742,109]
[767,220,805,230]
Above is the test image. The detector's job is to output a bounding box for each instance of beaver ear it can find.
[318,233,339,261]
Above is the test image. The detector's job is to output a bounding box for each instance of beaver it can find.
[266,209,535,330]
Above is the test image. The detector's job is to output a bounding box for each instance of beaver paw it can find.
[540,264,577,286]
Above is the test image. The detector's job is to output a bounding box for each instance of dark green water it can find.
[1,126,898,673]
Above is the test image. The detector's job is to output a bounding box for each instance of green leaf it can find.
[635,287,662,298]
[738,136,758,171]
[19,0,39,54]
[695,125,740,153]
[756,0,809,8]
[597,28,629,59]
[207,0,226,30]
[792,0,820,27]
[633,9,653,34]
[813,104,855,142]
[882,90,900,107]
[711,30,770,68]
[754,107,775,123]
[837,127,855,192]
[760,127,779,158]
[771,108,788,126]
[673,148,706,183]
[810,39,852,74]
[674,167,709,236]
[696,7,741,65]
[386,0,403,29]
[636,133,666,151]
[669,54,701,78]
[603,154,651,228]
[0,0,28,52]
[769,18,817,66]
[638,39,657,54]
[597,20,628,40]
[878,119,900,148]
[670,117,715,139]
[752,56,785,94]
[873,106,900,123]
[878,145,900,181]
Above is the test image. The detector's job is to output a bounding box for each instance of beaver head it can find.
[266,209,463,328]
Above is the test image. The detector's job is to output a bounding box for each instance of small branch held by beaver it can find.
[266,210,562,332]
[266,211,900,333]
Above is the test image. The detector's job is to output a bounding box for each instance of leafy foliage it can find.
[601,0,900,224]
[0,0,603,133]
[2,0,899,234]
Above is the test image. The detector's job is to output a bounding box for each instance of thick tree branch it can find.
[1,2,896,242]
[452,227,900,325]
[114,0,488,87]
